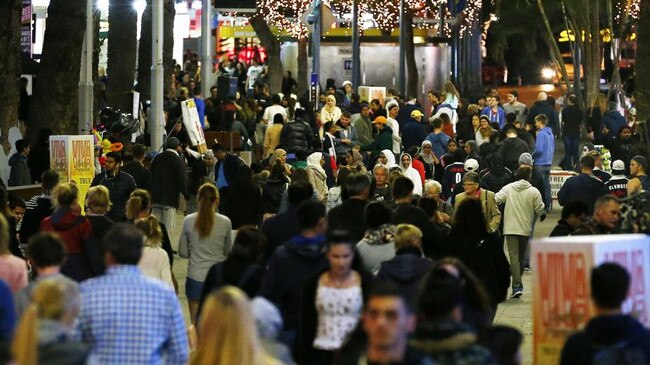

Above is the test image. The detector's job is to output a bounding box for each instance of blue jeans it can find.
[563,135,579,169]
[536,165,552,212]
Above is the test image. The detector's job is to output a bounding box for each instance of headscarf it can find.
[420,140,435,164]
[351,150,363,165]
[307,152,326,177]
[400,153,423,196]
[268,148,287,168]
[380,149,398,169]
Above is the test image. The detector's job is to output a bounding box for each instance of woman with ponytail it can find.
[12,278,88,365]
[179,183,232,323]
[126,189,174,267]
[134,216,174,288]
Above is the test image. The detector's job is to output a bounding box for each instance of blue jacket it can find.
[426,131,450,159]
[533,127,554,166]
[557,173,608,213]
[481,106,506,129]
[602,110,627,136]
[402,120,427,151]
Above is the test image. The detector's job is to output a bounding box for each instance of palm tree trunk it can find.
[107,0,138,112]
[0,0,21,142]
[636,0,650,119]
[537,0,572,90]
[297,37,309,97]
[249,16,282,93]
[163,0,175,96]
[30,0,86,136]
[403,11,418,98]
[136,0,152,101]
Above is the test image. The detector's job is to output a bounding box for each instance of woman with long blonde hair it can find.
[12,278,88,365]
[191,286,279,365]
[179,183,232,323]
[134,215,174,288]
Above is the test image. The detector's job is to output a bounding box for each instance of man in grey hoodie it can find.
[8,139,31,186]
[495,165,545,298]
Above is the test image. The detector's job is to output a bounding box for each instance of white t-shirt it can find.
[263,104,287,126]
[247,65,264,88]
[387,117,401,154]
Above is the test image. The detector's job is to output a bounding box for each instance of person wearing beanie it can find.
[628,155,650,196]
[518,152,533,167]
[605,160,629,198]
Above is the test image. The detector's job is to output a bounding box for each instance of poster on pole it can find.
[181,99,207,153]
[49,136,69,183]
[69,136,95,212]
[49,135,95,213]
[531,234,650,365]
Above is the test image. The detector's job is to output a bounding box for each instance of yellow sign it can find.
[49,135,95,212]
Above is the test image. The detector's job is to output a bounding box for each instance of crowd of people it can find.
[1,55,650,364]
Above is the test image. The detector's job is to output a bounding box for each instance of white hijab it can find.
[307,152,326,177]
[400,153,423,196]
[380,149,398,169]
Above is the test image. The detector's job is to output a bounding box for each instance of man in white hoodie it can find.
[495,165,545,298]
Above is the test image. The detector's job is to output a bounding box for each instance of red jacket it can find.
[411,159,426,184]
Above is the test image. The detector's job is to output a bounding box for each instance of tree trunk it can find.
[0,0,21,142]
[163,0,175,96]
[537,0,571,91]
[30,0,86,136]
[249,16,282,94]
[583,0,600,107]
[136,0,152,101]
[636,0,650,120]
[107,0,138,113]
[403,11,418,98]
[297,37,309,98]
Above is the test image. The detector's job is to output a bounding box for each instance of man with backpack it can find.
[560,262,650,365]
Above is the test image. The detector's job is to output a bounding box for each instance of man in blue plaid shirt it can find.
[78,224,189,364]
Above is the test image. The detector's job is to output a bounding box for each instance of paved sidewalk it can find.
[170,202,561,365]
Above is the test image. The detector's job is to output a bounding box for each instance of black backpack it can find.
[592,338,647,365]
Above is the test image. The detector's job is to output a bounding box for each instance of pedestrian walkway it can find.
[169,201,561,365]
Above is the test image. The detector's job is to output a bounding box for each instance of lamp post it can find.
[351,0,360,88]
[201,0,212,97]
[78,0,94,134]
[150,0,164,151]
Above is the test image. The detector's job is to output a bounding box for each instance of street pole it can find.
[351,0,360,88]
[150,0,164,151]
[78,0,94,134]
[398,0,406,96]
[201,0,212,97]
[309,0,321,111]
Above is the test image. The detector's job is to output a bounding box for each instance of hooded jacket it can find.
[376,247,433,302]
[533,126,555,166]
[361,126,393,158]
[261,234,327,331]
[8,153,31,186]
[495,179,545,236]
[560,315,650,365]
[40,209,98,282]
[400,153,423,196]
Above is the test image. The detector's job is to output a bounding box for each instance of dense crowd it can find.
[0,55,650,364]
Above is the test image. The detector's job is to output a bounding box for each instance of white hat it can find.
[342,80,352,87]
[612,159,625,172]
[464,158,479,172]
[629,107,637,116]
[385,100,399,111]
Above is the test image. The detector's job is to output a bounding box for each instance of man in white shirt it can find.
[246,59,264,95]
[386,101,402,155]
[262,94,287,126]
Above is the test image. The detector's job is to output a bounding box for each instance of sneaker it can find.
[524,265,531,272]
[511,289,523,298]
